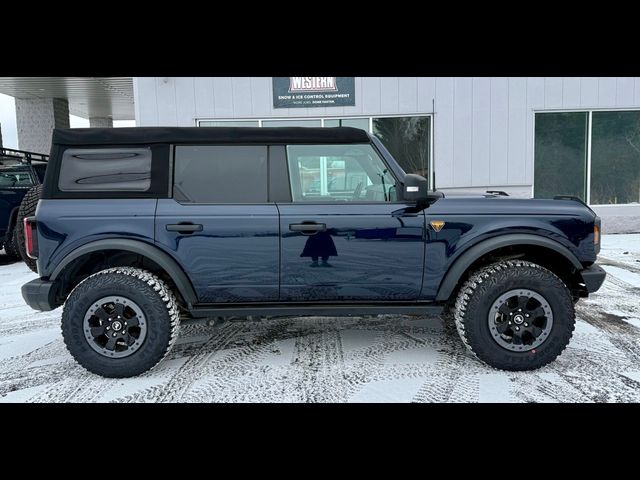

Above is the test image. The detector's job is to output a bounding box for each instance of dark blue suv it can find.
[21,127,606,377]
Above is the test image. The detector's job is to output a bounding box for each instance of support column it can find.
[15,98,69,154]
[89,117,113,128]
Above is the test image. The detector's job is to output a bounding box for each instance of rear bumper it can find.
[21,278,57,311]
[581,264,607,293]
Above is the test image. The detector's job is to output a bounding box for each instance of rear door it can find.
[277,143,425,302]
[155,145,280,304]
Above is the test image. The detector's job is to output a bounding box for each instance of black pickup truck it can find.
[21,127,606,377]
[1,147,47,263]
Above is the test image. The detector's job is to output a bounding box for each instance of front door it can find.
[278,143,425,302]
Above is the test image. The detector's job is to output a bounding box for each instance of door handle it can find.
[166,223,203,234]
[289,222,326,235]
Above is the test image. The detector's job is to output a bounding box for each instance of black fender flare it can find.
[50,238,198,308]
[435,234,583,301]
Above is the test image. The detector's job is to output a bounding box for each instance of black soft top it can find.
[52,126,370,146]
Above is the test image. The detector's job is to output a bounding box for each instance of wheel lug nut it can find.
[524,322,529,327]
[515,326,520,331]
[508,321,512,325]
[112,333,117,337]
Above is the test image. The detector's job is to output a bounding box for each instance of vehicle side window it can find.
[58,148,151,192]
[0,170,34,188]
[286,144,397,202]
[33,164,47,183]
[173,145,268,203]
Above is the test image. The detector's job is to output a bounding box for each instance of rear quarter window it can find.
[58,148,152,192]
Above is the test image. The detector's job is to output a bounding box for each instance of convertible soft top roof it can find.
[52,126,371,146]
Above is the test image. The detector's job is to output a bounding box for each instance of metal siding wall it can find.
[562,77,581,107]
[194,77,215,120]
[616,77,635,106]
[598,77,617,106]
[471,77,491,186]
[580,77,599,106]
[175,77,196,125]
[134,77,640,190]
[544,77,563,108]
[526,78,545,186]
[507,77,527,185]
[453,77,472,187]
[434,77,455,187]
[490,77,509,186]
[155,77,177,126]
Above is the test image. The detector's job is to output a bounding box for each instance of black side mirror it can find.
[403,174,429,203]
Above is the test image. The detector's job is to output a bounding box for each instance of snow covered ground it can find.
[1,234,639,403]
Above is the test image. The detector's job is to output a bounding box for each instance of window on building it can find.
[373,116,430,179]
[262,119,322,128]
[535,110,640,204]
[173,145,268,203]
[534,112,588,201]
[590,111,640,204]
[58,148,152,192]
[286,144,397,203]
[324,118,370,131]
[199,120,259,127]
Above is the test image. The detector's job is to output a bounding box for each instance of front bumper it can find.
[22,278,57,311]
[581,264,607,293]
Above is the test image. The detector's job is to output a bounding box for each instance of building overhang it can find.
[0,77,134,120]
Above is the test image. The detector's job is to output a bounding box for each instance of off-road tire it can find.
[15,184,42,273]
[454,260,575,371]
[3,225,20,260]
[62,267,180,378]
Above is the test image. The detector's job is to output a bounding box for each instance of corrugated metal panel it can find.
[507,77,527,185]
[598,77,617,106]
[471,77,491,186]
[490,77,509,186]
[434,77,455,187]
[580,77,599,106]
[562,77,581,107]
[453,77,472,187]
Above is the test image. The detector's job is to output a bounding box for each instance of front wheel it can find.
[62,267,180,377]
[454,260,575,371]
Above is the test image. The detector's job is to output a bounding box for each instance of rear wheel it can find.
[16,184,42,273]
[62,267,180,377]
[454,260,575,371]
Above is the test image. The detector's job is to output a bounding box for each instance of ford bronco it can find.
[21,127,606,377]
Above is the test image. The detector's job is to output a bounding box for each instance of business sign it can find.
[273,77,355,108]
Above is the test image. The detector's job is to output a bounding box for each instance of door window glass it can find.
[174,145,268,203]
[286,144,397,202]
